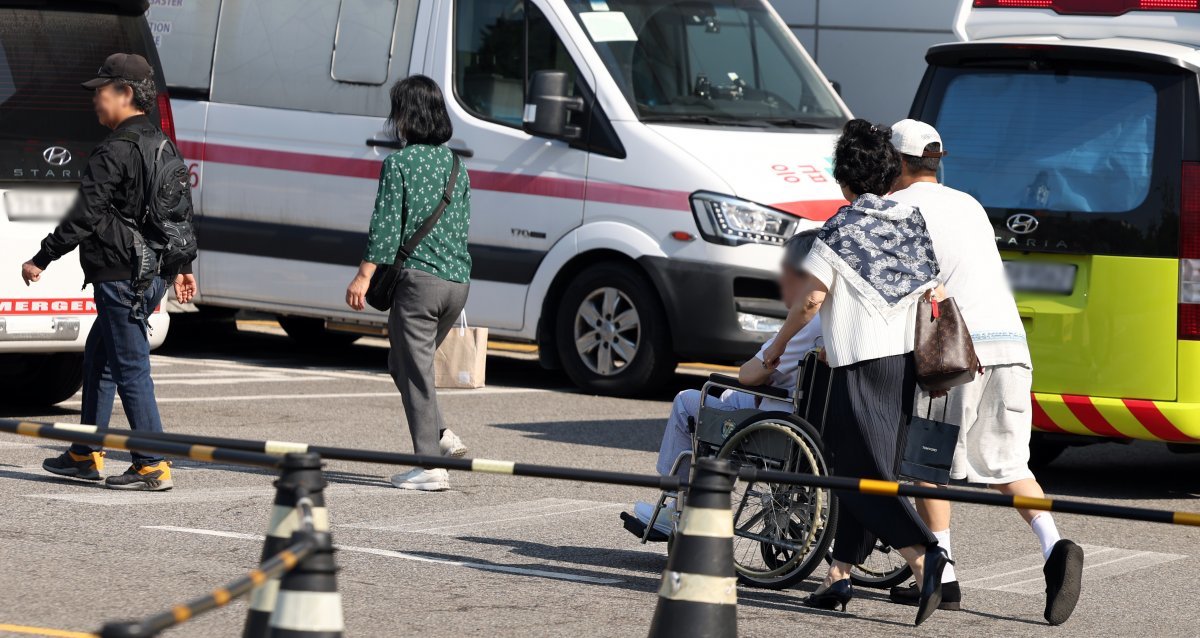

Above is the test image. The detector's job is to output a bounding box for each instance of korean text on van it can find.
[151,0,850,395]
[910,0,1200,462]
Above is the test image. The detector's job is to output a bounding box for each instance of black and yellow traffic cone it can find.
[266,531,344,638]
[244,452,329,638]
[647,457,738,638]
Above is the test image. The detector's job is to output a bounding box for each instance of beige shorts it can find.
[919,364,1036,484]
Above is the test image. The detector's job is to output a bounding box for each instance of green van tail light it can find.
[1180,163,1200,339]
[973,0,1199,14]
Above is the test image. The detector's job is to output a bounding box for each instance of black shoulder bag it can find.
[365,155,461,312]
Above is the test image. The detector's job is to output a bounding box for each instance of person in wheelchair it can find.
[630,230,824,535]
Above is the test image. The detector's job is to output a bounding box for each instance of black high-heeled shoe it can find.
[915,546,953,626]
[803,578,853,612]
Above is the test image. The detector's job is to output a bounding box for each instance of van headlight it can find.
[691,192,798,246]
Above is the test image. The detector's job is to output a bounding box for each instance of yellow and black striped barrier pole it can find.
[11,419,1200,528]
[742,467,1200,528]
[97,534,317,638]
[0,420,281,469]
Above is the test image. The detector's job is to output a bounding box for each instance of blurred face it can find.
[778,265,810,309]
[92,83,134,128]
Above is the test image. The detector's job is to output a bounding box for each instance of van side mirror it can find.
[524,70,584,141]
[830,80,842,96]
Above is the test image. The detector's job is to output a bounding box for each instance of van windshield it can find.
[0,8,153,182]
[566,0,846,128]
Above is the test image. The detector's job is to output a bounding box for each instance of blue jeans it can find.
[68,278,168,465]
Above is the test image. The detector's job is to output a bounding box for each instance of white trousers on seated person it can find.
[657,388,755,476]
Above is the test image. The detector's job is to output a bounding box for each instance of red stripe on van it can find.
[771,199,845,221]
[1061,394,1125,438]
[1123,399,1193,442]
[1031,394,1067,433]
[176,139,807,215]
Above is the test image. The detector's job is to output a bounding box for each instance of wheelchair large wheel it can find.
[716,411,837,589]
[826,541,913,589]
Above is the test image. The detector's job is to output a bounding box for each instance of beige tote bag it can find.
[435,311,487,389]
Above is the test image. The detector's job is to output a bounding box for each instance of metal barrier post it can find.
[244,452,328,637]
[647,457,738,638]
[267,531,344,638]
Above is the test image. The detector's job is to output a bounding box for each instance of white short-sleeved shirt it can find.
[888,183,1031,368]
[752,314,823,411]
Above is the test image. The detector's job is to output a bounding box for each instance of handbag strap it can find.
[394,154,461,264]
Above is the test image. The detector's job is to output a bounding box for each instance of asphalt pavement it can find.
[1,319,1198,637]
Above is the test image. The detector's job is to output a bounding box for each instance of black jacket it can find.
[31,114,191,284]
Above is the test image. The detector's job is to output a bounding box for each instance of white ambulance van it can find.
[151,0,851,395]
[0,0,170,407]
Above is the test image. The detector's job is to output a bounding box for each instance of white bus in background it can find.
[0,0,170,407]
[151,0,854,396]
[772,0,960,124]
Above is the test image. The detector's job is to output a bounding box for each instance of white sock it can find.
[932,529,957,583]
[1031,513,1062,560]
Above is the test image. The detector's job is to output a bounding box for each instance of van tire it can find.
[277,315,360,348]
[0,353,85,407]
[555,263,675,396]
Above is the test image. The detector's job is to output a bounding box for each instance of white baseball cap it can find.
[891,119,947,158]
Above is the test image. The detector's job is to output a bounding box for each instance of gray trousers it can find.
[387,269,470,457]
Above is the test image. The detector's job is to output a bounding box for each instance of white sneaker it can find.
[439,429,468,457]
[634,500,676,536]
[391,468,450,491]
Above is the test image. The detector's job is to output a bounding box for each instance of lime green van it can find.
[910,0,1200,464]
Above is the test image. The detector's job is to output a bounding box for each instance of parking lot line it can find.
[344,498,624,535]
[959,544,1186,595]
[0,623,95,638]
[57,386,547,407]
[143,525,624,585]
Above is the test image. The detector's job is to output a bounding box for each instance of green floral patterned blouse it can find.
[363,145,472,283]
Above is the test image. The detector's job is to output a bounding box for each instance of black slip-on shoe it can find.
[42,450,105,481]
[890,580,962,611]
[1044,539,1084,625]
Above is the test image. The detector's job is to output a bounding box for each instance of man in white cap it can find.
[885,119,1084,625]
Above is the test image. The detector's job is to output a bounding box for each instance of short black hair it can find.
[111,77,156,114]
[833,118,901,197]
[386,75,453,146]
[902,142,942,174]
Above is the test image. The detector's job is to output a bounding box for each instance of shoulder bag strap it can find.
[394,153,461,264]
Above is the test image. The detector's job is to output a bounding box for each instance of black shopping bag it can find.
[899,398,960,485]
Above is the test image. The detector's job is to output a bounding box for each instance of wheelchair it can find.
[622,351,911,590]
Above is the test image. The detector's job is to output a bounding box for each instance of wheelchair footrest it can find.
[620,511,669,543]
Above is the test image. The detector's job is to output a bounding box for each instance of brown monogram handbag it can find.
[913,294,981,392]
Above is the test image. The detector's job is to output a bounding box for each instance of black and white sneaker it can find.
[105,462,174,491]
[42,450,105,481]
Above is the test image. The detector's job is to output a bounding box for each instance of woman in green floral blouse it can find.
[345,75,471,492]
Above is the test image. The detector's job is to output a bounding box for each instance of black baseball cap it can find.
[82,53,153,89]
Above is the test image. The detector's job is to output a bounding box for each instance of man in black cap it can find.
[19,53,197,491]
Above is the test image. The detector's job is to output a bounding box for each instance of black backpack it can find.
[115,129,197,288]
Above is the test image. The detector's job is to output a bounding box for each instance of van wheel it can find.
[555,263,675,396]
[276,316,359,348]
[0,353,85,406]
